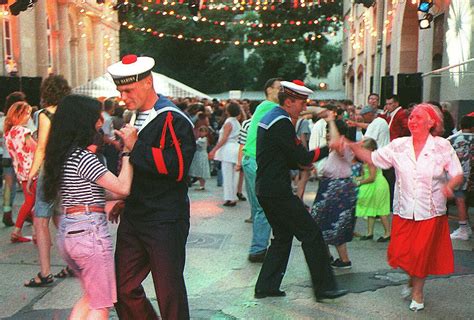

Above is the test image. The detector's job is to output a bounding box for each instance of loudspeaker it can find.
[0,76,21,112]
[397,73,422,107]
[20,77,42,107]
[381,76,394,107]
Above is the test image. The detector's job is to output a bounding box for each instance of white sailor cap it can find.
[107,54,155,86]
[280,80,313,100]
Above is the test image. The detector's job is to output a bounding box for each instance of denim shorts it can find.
[34,170,54,218]
[454,189,466,199]
[57,211,116,309]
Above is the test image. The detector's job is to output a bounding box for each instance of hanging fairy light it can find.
[121,19,328,46]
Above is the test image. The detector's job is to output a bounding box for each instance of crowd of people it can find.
[0,53,473,318]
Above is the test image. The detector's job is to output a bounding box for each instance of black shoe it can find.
[315,289,348,301]
[223,201,237,207]
[377,236,391,242]
[360,234,374,241]
[2,212,14,227]
[254,290,286,299]
[331,259,352,269]
[237,193,247,201]
[248,250,267,263]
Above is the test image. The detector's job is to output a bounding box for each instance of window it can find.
[3,16,12,61]
[46,17,53,73]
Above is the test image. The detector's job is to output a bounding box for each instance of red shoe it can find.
[11,233,32,243]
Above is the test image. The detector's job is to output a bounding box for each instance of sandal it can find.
[54,266,75,278]
[24,272,54,287]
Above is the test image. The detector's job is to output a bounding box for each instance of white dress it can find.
[215,117,241,164]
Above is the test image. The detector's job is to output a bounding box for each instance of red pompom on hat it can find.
[292,79,305,86]
[107,54,155,86]
[121,54,138,64]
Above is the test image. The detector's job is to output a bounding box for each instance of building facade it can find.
[343,0,474,120]
[0,0,120,89]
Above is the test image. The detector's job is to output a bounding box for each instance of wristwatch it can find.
[121,151,131,157]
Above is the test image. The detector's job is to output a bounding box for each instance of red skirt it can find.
[387,214,454,278]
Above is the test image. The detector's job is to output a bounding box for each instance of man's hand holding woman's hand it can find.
[115,124,138,152]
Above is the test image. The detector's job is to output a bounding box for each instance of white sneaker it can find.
[450,227,470,240]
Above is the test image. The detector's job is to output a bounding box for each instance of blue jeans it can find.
[2,163,16,212]
[242,156,271,255]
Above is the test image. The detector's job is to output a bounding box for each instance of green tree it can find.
[119,1,342,93]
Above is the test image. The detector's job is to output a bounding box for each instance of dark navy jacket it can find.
[256,107,329,198]
[126,95,196,221]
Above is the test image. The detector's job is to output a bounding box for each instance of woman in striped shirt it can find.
[43,95,133,320]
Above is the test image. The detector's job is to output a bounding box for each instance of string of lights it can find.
[121,20,328,46]
[145,0,337,12]
[135,4,339,29]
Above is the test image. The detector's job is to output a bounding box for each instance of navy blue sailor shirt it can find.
[125,95,196,221]
[255,106,329,198]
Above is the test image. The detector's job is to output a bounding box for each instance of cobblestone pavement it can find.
[1,178,473,319]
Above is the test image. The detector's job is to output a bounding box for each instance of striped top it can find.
[134,111,150,130]
[238,118,252,145]
[60,148,108,208]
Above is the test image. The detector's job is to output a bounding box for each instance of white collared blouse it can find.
[371,135,462,221]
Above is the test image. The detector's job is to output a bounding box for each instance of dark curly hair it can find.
[43,94,101,202]
[40,75,71,107]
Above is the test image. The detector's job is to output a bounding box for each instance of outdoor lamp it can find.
[419,13,433,29]
[418,0,433,13]
[9,0,37,16]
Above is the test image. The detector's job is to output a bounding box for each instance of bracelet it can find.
[121,152,131,157]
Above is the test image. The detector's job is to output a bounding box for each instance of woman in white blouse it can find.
[347,103,463,312]
[209,102,242,206]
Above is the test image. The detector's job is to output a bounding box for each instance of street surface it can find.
[1,178,473,319]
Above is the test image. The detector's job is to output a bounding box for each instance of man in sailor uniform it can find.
[108,55,196,319]
[254,80,348,301]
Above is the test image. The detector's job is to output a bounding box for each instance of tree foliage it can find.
[119,1,342,93]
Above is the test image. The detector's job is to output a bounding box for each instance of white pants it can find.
[221,161,238,201]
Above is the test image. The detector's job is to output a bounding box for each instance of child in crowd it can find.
[449,115,474,240]
[4,102,37,243]
[355,138,391,242]
[188,126,211,190]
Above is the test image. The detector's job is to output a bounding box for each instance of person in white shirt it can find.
[358,106,390,148]
[308,105,337,176]
[347,103,463,312]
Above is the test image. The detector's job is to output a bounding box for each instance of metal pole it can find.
[372,0,385,95]
[421,58,474,77]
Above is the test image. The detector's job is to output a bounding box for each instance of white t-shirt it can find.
[365,117,390,148]
[308,118,328,177]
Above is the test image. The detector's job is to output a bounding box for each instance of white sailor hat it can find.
[280,80,313,100]
[107,54,155,86]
